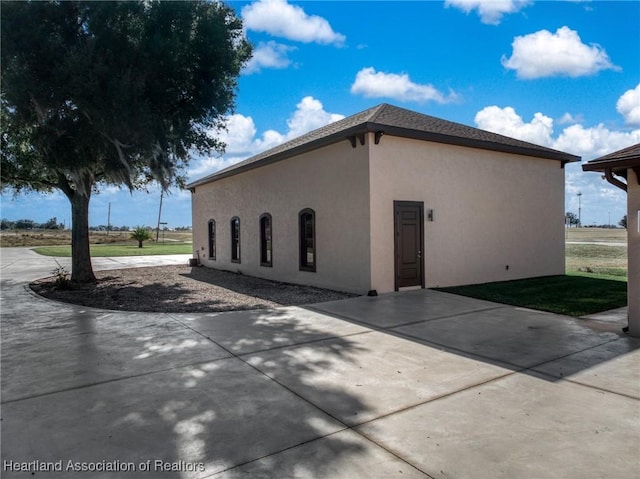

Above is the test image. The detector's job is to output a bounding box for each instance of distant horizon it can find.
[0,216,193,231]
[3,220,633,232]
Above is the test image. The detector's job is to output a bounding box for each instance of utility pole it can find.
[577,191,582,227]
[156,189,164,242]
[107,202,111,236]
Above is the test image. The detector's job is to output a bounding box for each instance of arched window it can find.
[230,217,240,263]
[260,213,272,267]
[207,219,216,260]
[299,209,315,272]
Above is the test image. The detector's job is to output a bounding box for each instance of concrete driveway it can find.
[1,247,639,478]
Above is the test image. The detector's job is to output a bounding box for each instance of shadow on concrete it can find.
[1,302,376,478]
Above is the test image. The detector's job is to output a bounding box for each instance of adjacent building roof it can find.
[582,143,640,173]
[582,143,640,190]
[188,103,581,189]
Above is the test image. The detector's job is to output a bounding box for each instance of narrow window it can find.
[299,208,315,272]
[207,219,216,260]
[260,213,272,267]
[230,217,240,263]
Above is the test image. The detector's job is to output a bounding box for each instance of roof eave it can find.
[582,157,640,172]
[369,123,581,164]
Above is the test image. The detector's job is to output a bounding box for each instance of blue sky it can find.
[2,0,639,228]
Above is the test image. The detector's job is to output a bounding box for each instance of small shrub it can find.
[51,262,70,289]
[130,226,152,248]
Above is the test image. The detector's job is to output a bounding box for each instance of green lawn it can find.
[33,242,192,257]
[436,274,627,317]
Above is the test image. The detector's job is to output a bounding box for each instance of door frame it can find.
[393,200,425,291]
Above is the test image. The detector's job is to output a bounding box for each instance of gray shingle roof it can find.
[584,143,640,165]
[188,103,580,188]
[582,143,640,180]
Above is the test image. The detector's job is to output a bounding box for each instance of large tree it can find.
[1,1,251,282]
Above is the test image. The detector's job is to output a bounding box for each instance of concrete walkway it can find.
[1,248,639,478]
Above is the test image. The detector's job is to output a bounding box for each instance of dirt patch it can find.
[30,264,358,313]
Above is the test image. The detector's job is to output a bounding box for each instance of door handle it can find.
[417,250,422,259]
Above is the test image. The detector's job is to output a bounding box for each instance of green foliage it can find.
[40,217,64,229]
[13,219,35,230]
[1,1,252,193]
[130,226,152,248]
[1,217,63,230]
[51,261,71,289]
[619,215,627,229]
[1,1,251,282]
[565,212,579,227]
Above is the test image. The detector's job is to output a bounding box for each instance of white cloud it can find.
[243,41,296,74]
[474,105,640,161]
[350,67,459,104]
[502,26,619,79]
[187,156,247,179]
[217,114,258,155]
[445,0,531,25]
[188,97,343,181]
[215,114,284,158]
[616,83,640,127]
[285,97,345,139]
[553,123,640,160]
[557,113,584,125]
[474,106,554,146]
[241,0,345,46]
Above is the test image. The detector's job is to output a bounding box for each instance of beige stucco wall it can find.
[191,140,372,294]
[368,135,566,292]
[627,169,640,337]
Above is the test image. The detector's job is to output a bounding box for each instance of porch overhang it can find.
[582,156,640,192]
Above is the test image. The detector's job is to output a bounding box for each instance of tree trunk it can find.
[70,191,97,283]
[138,240,143,248]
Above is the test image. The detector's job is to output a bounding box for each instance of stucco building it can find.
[583,143,640,337]
[188,104,579,295]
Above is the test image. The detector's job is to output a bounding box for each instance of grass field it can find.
[0,229,192,248]
[566,244,627,279]
[33,242,192,257]
[565,227,627,280]
[565,227,627,243]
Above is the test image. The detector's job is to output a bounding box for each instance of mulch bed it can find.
[30,264,357,313]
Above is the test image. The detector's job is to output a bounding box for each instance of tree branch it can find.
[1,171,59,191]
[56,172,75,199]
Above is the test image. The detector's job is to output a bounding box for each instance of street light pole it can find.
[577,192,582,227]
